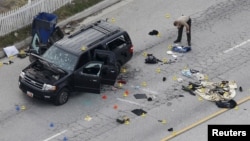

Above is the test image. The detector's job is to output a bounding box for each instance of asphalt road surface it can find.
[0,0,250,141]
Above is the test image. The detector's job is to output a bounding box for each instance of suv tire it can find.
[54,88,69,105]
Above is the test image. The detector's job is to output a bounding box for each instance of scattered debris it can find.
[131,109,147,116]
[158,119,167,124]
[15,105,20,111]
[168,128,174,132]
[182,81,237,101]
[182,80,238,108]
[50,122,54,127]
[172,45,191,53]
[134,94,147,99]
[147,97,153,101]
[145,54,162,64]
[193,73,205,81]
[116,116,130,124]
[182,85,196,96]
[190,69,199,73]
[215,99,237,108]
[148,30,159,36]
[3,45,19,57]
[17,50,27,58]
[3,60,13,65]
[177,78,183,83]
[239,86,243,92]
[63,136,68,141]
[181,69,192,78]
[164,59,176,64]
[163,77,166,81]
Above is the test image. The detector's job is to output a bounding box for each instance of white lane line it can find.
[117,98,145,107]
[140,88,159,95]
[223,39,250,53]
[43,130,67,141]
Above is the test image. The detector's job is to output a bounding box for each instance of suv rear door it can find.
[106,33,133,65]
[93,49,118,85]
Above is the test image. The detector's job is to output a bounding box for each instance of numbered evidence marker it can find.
[141,81,147,87]
[165,13,171,19]
[111,18,116,23]
[156,68,161,73]
[143,52,148,57]
[84,115,92,121]
[162,58,168,63]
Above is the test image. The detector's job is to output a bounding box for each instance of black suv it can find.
[18,20,134,105]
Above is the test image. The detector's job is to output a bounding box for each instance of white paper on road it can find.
[3,45,19,57]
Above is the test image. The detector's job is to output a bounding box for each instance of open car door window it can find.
[74,61,103,94]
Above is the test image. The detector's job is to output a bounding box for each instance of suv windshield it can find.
[42,45,78,71]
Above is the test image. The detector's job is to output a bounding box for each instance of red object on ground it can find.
[113,104,118,109]
[117,80,126,84]
[102,95,107,99]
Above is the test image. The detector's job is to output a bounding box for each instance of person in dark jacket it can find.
[173,15,191,46]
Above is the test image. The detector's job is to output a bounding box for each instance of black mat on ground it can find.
[131,109,147,116]
[215,99,237,108]
[134,94,147,99]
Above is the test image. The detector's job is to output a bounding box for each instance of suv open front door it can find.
[74,50,118,94]
[74,61,103,93]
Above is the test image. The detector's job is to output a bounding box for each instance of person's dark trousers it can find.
[186,18,191,46]
[175,25,184,43]
[174,18,192,46]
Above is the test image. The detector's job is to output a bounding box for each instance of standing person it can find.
[173,15,191,46]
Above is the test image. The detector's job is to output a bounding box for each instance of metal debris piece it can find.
[168,128,173,132]
[239,86,243,92]
[116,116,130,124]
[215,100,237,108]
[163,77,166,81]
[147,97,152,101]
[131,109,147,116]
[134,94,147,99]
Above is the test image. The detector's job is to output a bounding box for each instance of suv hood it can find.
[24,54,67,84]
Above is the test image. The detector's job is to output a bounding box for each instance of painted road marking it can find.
[43,130,67,141]
[161,96,250,141]
[223,39,250,53]
[117,98,145,107]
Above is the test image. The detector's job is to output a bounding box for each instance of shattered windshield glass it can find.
[42,45,78,71]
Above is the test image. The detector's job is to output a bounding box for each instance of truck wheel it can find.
[54,88,69,105]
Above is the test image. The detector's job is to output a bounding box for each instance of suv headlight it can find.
[19,72,25,79]
[43,84,56,91]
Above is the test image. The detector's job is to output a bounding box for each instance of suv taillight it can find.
[129,45,134,53]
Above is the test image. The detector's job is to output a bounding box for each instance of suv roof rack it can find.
[55,20,123,56]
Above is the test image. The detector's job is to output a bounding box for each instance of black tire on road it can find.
[54,88,70,105]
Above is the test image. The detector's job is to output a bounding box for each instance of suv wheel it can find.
[54,88,69,105]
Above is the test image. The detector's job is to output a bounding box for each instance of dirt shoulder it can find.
[0,0,28,13]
